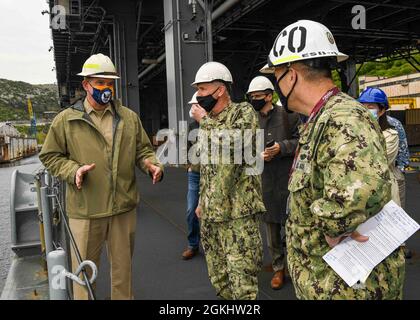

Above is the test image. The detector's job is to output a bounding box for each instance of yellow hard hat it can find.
[77,53,120,79]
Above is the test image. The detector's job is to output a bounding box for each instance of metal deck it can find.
[1,164,418,300]
[93,166,420,300]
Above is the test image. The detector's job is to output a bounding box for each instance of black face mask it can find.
[197,87,220,112]
[299,114,309,123]
[275,69,297,114]
[250,98,266,111]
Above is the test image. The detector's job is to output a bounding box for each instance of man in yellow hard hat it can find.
[39,53,163,299]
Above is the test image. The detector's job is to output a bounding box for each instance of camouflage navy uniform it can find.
[287,91,405,300]
[198,101,266,300]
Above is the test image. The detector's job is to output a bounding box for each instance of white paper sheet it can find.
[323,200,419,287]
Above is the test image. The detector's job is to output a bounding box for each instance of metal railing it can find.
[35,169,97,300]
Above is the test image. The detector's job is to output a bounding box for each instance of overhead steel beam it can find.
[162,0,207,164]
[368,8,406,24]
[212,0,270,34]
[205,0,213,61]
[138,0,242,80]
[101,0,141,114]
[138,52,166,79]
[384,13,420,30]
[329,0,420,11]
[211,0,241,21]
[136,0,143,40]
[138,19,159,48]
[343,59,359,97]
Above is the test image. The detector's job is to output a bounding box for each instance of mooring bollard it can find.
[47,248,68,300]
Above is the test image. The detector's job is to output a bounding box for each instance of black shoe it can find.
[404,247,413,259]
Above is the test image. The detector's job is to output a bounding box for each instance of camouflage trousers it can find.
[200,214,263,300]
[287,245,405,300]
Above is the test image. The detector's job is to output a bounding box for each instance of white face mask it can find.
[189,107,193,118]
[369,109,379,120]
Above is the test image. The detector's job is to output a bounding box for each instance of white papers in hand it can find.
[322,200,419,287]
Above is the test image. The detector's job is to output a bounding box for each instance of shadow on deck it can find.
[94,167,420,300]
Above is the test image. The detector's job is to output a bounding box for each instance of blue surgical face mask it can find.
[88,82,114,105]
[369,109,378,120]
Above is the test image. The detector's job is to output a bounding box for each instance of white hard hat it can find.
[77,53,120,79]
[188,92,198,104]
[191,61,233,86]
[188,92,199,118]
[247,76,274,94]
[260,20,348,73]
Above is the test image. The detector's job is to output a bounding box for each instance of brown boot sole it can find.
[182,250,199,260]
[271,284,284,290]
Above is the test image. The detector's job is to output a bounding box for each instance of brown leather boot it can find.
[182,248,199,260]
[271,270,285,290]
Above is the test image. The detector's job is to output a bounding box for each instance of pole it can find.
[40,186,53,255]
[205,0,213,61]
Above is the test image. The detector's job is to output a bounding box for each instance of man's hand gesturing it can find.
[75,163,96,190]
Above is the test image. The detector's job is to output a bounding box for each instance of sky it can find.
[0,0,56,84]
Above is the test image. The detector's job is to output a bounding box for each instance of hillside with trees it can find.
[332,53,419,91]
[358,53,419,78]
[0,78,60,122]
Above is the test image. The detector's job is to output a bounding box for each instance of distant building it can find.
[0,122,37,162]
[0,122,20,137]
[359,72,420,110]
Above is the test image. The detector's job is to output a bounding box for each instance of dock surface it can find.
[94,167,420,300]
[1,158,419,300]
